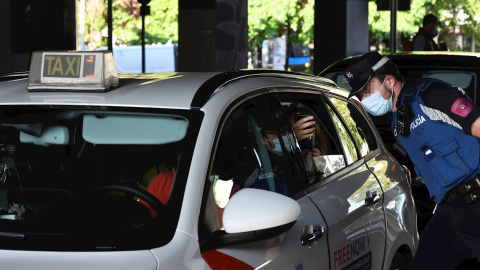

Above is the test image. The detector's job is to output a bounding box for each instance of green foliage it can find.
[248,0,314,50]
[79,0,107,49]
[145,0,178,44]
[80,0,178,48]
[112,3,141,45]
[80,0,480,53]
[110,0,178,45]
[368,0,438,42]
[368,0,480,51]
[81,0,314,51]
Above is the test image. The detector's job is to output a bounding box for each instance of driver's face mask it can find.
[267,134,295,154]
[361,78,393,116]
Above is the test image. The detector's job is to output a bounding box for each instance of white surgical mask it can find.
[361,78,393,116]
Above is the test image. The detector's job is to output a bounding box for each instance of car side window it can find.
[277,92,347,184]
[329,97,378,157]
[324,99,357,165]
[206,94,305,231]
[322,72,352,91]
[400,69,478,105]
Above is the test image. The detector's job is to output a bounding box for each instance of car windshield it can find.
[0,105,200,251]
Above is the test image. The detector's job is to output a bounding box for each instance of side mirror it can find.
[201,188,300,251]
[223,188,300,233]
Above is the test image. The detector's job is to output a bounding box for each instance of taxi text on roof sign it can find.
[28,51,119,92]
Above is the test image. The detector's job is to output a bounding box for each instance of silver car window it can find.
[325,99,357,164]
[208,94,305,231]
[276,92,347,184]
[329,97,378,157]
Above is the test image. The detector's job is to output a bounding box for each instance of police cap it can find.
[343,52,390,99]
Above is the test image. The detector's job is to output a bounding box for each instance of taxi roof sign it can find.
[28,51,119,92]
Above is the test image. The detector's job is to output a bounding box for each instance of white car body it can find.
[0,64,418,270]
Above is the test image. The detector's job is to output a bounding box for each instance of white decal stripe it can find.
[372,57,389,71]
[420,104,462,130]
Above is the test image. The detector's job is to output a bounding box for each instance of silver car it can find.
[0,51,418,269]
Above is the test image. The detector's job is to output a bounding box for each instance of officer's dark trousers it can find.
[409,201,480,269]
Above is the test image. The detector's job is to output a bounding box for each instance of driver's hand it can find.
[306,148,321,158]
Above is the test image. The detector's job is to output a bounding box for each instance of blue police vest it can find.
[392,79,480,203]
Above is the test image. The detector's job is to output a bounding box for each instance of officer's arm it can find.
[471,117,480,138]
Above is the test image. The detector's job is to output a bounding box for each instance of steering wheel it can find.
[93,184,164,218]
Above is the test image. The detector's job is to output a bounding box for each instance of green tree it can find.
[80,0,480,53]
[80,0,315,54]
[111,0,179,46]
[146,0,178,44]
[248,0,296,56]
[111,0,141,45]
[368,0,480,52]
[79,0,179,49]
[80,0,106,50]
[248,0,314,67]
[433,0,480,50]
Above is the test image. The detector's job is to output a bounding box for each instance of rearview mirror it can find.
[82,114,188,145]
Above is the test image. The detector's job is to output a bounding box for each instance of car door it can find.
[200,92,330,269]
[276,91,386,270]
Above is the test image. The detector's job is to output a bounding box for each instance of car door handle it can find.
[365,190,380,206]
[301,224,325,248]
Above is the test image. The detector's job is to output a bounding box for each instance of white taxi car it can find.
[0,51,418,269]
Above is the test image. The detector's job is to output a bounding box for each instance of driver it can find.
[139,170,174,218]
[139,153,178,218]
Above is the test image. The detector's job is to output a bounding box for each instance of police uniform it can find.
[394,79,480,204]
[343,52,480,269]
[394,78,480,269]
[412,27,439,51]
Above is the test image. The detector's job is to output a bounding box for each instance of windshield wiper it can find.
[0,231,25,239]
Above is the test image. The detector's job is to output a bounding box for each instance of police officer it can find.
[412,13,440,51]
[343,52,480,269]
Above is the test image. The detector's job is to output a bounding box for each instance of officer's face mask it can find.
[426,22,439,38]
[361,78,393,116]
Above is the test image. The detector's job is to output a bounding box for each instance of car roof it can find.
[0,72,219,109]
[320,51,480,74]
[0,70,337,110]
